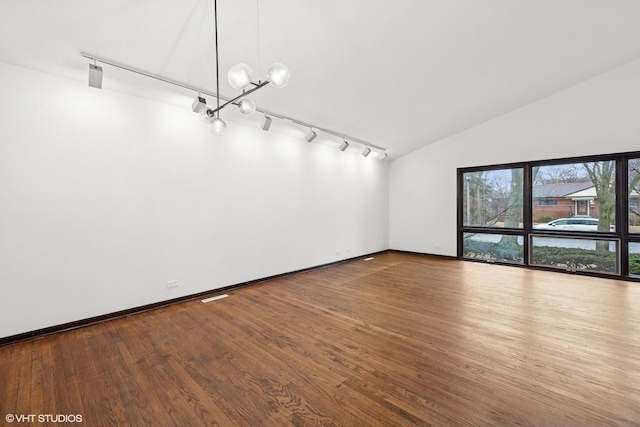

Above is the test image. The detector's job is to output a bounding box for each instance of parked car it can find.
[533,217,599,231]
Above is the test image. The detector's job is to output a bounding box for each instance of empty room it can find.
[1,1,640,426]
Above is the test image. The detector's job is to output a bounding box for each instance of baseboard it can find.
[388,249,457,260]
[0,251,387,347]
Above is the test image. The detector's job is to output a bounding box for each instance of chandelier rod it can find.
[214,0,220,116]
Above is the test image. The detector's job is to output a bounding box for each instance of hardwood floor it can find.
[2,251,640,426]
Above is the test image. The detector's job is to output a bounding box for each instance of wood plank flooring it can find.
[1,251,640,426]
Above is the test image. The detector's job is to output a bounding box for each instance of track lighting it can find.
[82,53,387,159]
[261,115,272,131]
[305,130,317,143]
[88,63,103,89]
[192,96,207,113]
[83,50,388,158]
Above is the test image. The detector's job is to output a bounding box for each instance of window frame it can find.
[458,151,640,281]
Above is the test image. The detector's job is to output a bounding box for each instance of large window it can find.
[463,233,524,264]
[458,152,640,280]
[462,168,523,228]
[461,167,524,263]
[530,236,618,275]
[532,161,615,232]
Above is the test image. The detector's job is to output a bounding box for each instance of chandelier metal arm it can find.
[207,80,269,116]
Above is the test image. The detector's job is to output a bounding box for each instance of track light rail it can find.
[80,52,387,154]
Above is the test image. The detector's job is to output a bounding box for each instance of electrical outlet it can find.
[166,280,179,289]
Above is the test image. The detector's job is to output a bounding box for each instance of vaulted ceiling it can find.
[2,1,640,159]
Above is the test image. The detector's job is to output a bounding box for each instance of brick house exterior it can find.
[533,181,598,222]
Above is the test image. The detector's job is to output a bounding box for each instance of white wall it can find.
[390,58,640,256]
[0,62,389,338]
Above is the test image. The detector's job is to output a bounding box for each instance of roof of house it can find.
[566,187,598,199]
[533,181,594,198]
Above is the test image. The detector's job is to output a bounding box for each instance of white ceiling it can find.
[2,0,640,159]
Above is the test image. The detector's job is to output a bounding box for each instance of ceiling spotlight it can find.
[261,115,272,131]
[88,63,103,89]
[305,130,317,143]
[192,96,207,113]
[211,117,227,136]
[379,152,388,160]
[362,147,372,157]
[339,140,349,152]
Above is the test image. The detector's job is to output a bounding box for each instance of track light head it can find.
[88,64,103,89]
[192,96,207,113]
[362,147,372,157]
[305,130,317,143]
[339,140,349,152]
[261,115,272,131]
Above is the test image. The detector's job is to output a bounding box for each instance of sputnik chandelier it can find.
[193,0,290,135]
[81,0,387,159]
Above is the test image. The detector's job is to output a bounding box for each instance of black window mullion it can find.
[456,170,464,258]
[523,165,532,267]
[619,156,629,276]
